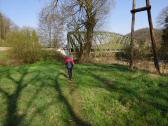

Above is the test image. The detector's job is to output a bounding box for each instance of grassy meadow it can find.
[0,61,167,126]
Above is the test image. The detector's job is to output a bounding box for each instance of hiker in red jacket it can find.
[65,56,75,80]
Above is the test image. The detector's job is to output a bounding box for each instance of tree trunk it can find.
[49,26,52,47]
[79,25,94,63]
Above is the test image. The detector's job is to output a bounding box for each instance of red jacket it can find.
[65,57,75,64]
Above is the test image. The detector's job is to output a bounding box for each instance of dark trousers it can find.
[67,68,73,80]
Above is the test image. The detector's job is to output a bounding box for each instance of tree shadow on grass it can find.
[0,65,92,126]
[53,73,91,126]
[79,63,130,73]
[0,67,40,126]
[90,73,168,115]
[27,72,92,126]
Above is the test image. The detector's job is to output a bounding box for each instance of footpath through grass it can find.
[0,61,168,126]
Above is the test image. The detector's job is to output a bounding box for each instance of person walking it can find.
[65,56,75,80]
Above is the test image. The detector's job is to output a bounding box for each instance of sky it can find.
[0,0,168,35]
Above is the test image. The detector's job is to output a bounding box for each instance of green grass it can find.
[0,61,168,126]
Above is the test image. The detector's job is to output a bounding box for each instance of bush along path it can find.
[0,61,168,126]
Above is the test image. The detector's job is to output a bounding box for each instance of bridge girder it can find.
[67,31,136,52]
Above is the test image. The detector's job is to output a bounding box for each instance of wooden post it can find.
[129,0,161,74]
[146,0,161,74]
[130,0,136,69]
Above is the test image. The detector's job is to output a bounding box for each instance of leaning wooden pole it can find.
[146,0,161,74]
[130,0,136,69]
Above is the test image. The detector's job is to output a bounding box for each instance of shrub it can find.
[115,41,154,61]
[40,50,65,62]
[115,51,130,61]
[0,39,7,47]
[7,28,42,63]
[159,46,168,61]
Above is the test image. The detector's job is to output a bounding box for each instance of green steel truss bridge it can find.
[67,31,133,53]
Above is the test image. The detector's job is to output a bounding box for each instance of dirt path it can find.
[68,80,84,126]
[59,69,90,126]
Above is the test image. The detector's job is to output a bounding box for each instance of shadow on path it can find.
[54,73,91,126]
[0,65,92,126]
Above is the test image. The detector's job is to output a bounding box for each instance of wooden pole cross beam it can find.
[129,0,161,74]
[131,6,151,13]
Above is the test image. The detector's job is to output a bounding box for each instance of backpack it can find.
[67,62,73,69]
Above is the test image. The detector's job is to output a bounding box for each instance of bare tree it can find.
[38,5,64,48]
[158,6,168,46]
[47,0,114,62]
[157,6,168,68]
